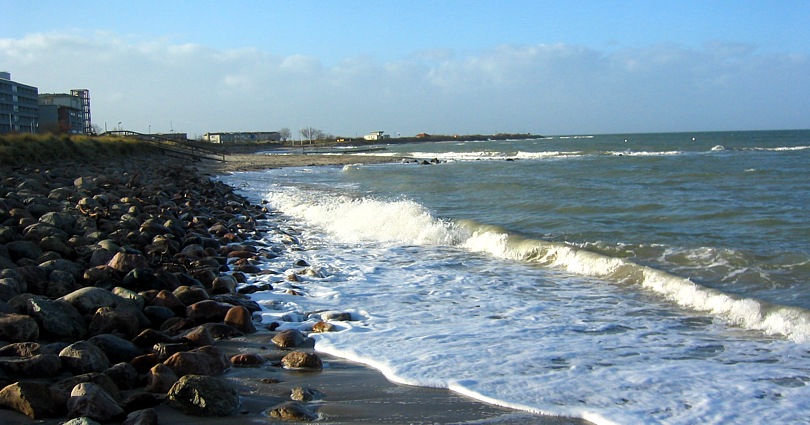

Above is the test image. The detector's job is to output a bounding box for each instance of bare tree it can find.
[299,127,324,143]
[278,127,291,142]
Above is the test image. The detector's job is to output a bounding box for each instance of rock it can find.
[63,417,102,425]
[201,322,244,340]
[122,268,160,291]
[290,387,325,402]
[38,258,84,280]
[266,401,318,421]
[180,325,215,347]
[38,211,77,232]
[0,277,26,302]
[87,307,140,339]
[60,287,122,315]
[163,345,230,377]
[24,296,87,339]
[223,305,256,333]
[39,235,74,257]
[0,312,39,342]
[312,321,336,333]
[122,408,158,425]
[143,305,174,327]
[52,373,123,408]
[6,240,43,262]
[88,334,144,364]
[212,293,262,313]
[321,311,353,321]
[146,363,179,393]
[107,252,149,275]
[103,362,140,390]
[147,289,185,315]
[23,223,70,242]
[172,285,209,306]
[167,374,239,417]
[272,329,307,349]
[59,341,111,374]
[67,382,124,422]
[0,381,62,419]
[281,351,323,370]
[211,275,237,294]
[0,353,62,378]
[186,300,232,324]
[230,353,266,367]
[121,392,163,412]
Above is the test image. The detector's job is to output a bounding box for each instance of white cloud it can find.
[1,31,807,136]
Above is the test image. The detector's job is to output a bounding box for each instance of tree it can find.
[299,127,324,143]
[278,128,291,142]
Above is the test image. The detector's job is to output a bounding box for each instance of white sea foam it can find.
[247,185,810,423]
[218,137,810,424]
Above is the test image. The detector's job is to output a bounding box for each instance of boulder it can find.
[52,372,122,408]
[60,287,122,315]
[167,375,239,417]
[179,325,214,347]
[6,240,43,262]
[210,275,237,294]
[146,363,179,394]
[24,297,87,339]
[291,387,325,402]
[66,382,124,423]
[230,353,266,367]
[186,300,231,324]
[0,312,39,342]
[172,285,209,306]
[281,351,323,370]
[271,329,307,349]
[266,401,318,421]
[122,408,159,425]
[0,381,62,419]
[107,252,149,275]
[87,307,140,339]
[163,345,230,377]
[223,306,256,334]
[312,321,336,333]
[88,333,144,364]
[0,353,61,378]
[59,341,111,374]
[103,362,140,390]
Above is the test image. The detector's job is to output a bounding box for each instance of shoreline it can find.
[0,149,589,424]
[203,151,592,424]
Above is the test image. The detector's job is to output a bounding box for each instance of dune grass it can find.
[0,133,157,166]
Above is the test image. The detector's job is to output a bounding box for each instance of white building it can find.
[363,130,388,141]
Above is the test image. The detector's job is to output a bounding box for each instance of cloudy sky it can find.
[2,1,808,137]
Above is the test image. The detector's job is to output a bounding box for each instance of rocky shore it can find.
[0,148,585,424]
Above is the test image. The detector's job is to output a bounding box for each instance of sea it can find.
[219,130,810,424]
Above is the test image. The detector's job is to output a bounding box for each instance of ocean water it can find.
[220,130,810,424]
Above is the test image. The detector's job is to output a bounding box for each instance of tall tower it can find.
[70,89,92,134]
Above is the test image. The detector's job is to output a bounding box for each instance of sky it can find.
[1,0,809,137]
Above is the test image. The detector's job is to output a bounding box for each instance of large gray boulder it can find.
[167,374,239,417]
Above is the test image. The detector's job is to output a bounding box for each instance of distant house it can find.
[203,131,282,144]
[416,133,431,138]
[363,131,388,141]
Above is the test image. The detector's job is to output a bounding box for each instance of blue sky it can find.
[2,0,809,137]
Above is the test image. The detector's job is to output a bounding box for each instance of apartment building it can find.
[0,72,40,134]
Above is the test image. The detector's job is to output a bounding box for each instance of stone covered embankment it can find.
[0,156,327,423]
